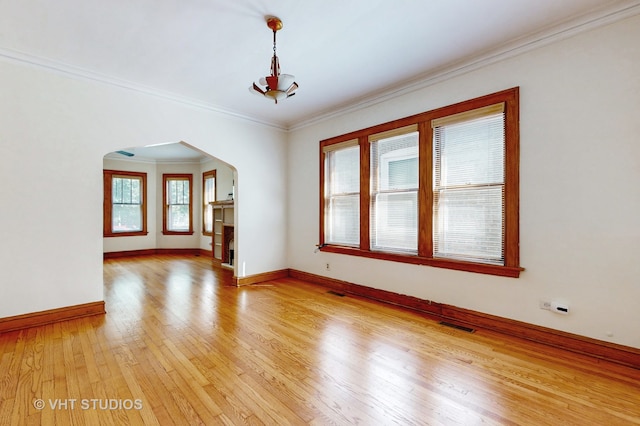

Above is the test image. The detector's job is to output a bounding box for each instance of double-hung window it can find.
[370,125,419,254]
[202,170,216,236]
[163,174,193,235]
[320,88,522,277]
[103,170,147,237]
[323,140,360,246]
[432,104,505,265]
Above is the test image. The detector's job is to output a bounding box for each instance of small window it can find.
[103,170,147,237]
[202,170,216,236]
[163,174,193,235]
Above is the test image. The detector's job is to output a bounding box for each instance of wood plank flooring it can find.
[1,254,639,425]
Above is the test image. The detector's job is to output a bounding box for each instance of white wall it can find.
[199,157,235,251]
[287,15,640,348]
[0,59,287,318]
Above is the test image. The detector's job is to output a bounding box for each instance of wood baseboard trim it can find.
[104,248,205,259]
[0,301,106,333]
[104,249,157,259]
[438,305,640,369]
[288,269,640,370]
[235,269,290,287]
[289,269,444,316]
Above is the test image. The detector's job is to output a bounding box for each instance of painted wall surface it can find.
[0,59,287,318]
[287,15,640,348]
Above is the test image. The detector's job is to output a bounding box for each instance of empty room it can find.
[1,1,639,424]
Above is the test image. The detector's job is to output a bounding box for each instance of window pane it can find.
[325,145,360,246]
[204,204,213,233]
[373,192,417,252]
[327,194,360,245]
[112,177,141,204]
[329,147,359,194]
[203,175,215,233]
[112,204,142,232]
[371,132,418,253]
[433,111,505,264]
[169,180,189,205]
[434,187,503,263]
[113,178,122,203]
[436,114,504,187]
[169,205,190,231]
[204,177,215,203]
[131,179,140,203]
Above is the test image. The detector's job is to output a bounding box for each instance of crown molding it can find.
[0,47,288,131]
[289,1,640,132]
[1,1,638,133]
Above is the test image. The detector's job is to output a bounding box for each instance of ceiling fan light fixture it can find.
[249,16,298,104]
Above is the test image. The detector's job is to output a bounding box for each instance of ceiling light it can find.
[249,16,298,104]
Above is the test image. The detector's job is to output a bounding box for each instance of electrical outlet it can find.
[325,263,330,271]
[539,299,551,310]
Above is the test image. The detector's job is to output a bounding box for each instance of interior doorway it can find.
[102,140,237,266]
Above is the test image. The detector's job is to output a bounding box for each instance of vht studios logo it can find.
[33,398,143,411]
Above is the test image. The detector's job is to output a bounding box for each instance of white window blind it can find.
[370,127,419,253]
[112,176,142,232]
[324,141,360,246]
[433,104,505,264]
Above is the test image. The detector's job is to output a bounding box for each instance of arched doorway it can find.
[102,141,237,267]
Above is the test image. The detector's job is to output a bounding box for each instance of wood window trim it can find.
[162,173,194,235]
[103,169,148,237]
[319,87,523,278]
[202,169,217,236]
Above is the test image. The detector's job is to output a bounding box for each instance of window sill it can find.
[320,245,523,278]
[162,231,195,236]
[104,231,149,238]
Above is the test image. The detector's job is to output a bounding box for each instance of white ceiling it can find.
[3,0,639,160]
[103,142,210,162]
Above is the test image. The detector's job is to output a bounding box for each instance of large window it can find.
[103,170,147,237]
[202,170,216,236]
[163,174,193,235]
[320,88,522,277]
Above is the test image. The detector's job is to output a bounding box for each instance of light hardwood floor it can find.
[1,254,639,425]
